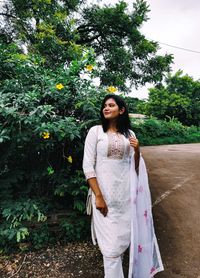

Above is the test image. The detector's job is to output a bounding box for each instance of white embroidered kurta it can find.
[83,125,132,257]
[83,125,164,277]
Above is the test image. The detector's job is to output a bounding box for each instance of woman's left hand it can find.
[129,137,140,152]
[129,137,140,172]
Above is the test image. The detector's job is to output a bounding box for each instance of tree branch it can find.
[76,34,101,44]
[0,13,18,19]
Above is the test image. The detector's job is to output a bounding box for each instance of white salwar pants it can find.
[103,255,124,278]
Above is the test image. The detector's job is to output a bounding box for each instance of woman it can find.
[83,94,164,278]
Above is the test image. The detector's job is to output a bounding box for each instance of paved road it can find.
[141,143,200,278]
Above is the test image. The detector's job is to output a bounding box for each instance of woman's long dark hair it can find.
[100,94,131,137]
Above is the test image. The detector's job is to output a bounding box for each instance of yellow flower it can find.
[67,155,73,163]
[56,83,64,90]
[106,86,117,93]
[42,132,50,139]
[85,64,94,71]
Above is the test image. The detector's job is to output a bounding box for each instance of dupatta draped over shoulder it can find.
[128,150,164,277]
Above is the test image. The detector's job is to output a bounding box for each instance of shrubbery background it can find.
[131,118,200,146]
[0,41,104,251]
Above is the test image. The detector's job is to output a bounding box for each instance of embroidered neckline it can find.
[107,132,125,160]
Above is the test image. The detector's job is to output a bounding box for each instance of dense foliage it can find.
[124,96,144,113]
[0,39,105,251]
[0,0,173,89]
[131,117,200,145]
[141,71,200,126]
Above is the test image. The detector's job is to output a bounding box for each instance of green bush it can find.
[0,199,47,251]
[60,212,90,242]
[131,117,200,145]
[0,40,106,251]
[30,224,54,250]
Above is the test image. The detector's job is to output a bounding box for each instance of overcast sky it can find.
[144,0,200,78]
[93,0,200,99]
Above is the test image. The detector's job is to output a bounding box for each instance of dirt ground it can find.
[0,143,200,278]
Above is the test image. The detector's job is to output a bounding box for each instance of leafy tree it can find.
[143,71,200,126]
[0,0,85,67]
[0,0,173,89]
[77,1,173,90]
[124,96,144,113]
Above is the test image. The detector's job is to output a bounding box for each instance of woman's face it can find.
[102,98,124,120]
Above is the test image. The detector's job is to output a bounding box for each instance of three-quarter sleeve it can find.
[82,126,98,180]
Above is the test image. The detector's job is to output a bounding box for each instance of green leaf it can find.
[47,166,54,175]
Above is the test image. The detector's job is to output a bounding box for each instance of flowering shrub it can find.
[0,40,107,250]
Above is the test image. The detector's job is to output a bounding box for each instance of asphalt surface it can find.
[141,143,200,278]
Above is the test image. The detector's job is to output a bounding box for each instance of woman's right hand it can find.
[95,195,108,217]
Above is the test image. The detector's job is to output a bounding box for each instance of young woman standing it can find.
[83,94,164,278]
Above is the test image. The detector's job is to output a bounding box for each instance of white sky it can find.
[91,0,200,99]
[137,0,200,99]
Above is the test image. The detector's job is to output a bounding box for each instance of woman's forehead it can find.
[105,98,116,104]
